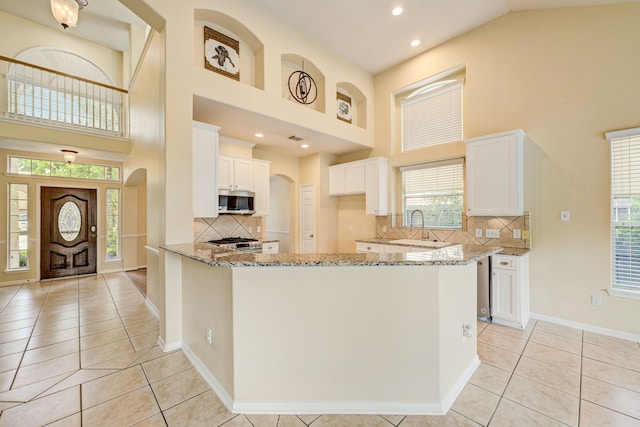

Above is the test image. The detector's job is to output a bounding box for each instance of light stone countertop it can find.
[356,238,530,257]
[161,242,503,268]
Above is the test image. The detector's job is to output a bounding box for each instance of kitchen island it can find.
[160,243,502,415]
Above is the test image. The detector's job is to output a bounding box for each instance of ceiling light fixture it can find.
[301,144,310,149]
[254,133,264,138]
[392,7,403,16]
[50,0,88,29]
[410,39,421,47]
[61,149,78,164]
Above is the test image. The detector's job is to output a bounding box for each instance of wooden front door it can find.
[41,187,97,279]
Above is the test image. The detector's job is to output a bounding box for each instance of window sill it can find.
[105,258,122,263]
[608,287,640,300]
[4,268,29,274]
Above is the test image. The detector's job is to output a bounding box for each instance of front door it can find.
[41,187,97,279]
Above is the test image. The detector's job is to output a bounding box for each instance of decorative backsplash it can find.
[375,214,531,249]
[194,215,262,242]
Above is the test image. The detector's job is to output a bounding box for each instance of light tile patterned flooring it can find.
[0,273,637,426]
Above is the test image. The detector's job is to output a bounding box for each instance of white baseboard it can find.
[530,312,640,342]
[145,298,159,317]
[156,336,182,353]
[181,343,235,413]
[179,344,480,416]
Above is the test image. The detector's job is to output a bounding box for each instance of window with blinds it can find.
[401,80,463,152]
[401,159,464,228]
[607,127,640,297]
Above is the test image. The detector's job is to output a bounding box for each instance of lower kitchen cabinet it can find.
[355,242,384,253]
[262,241,279,254]
[491,253,530,329]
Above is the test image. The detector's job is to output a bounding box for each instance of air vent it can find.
[288,135,303,141]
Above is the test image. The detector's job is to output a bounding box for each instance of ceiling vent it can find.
[288,135,303,141]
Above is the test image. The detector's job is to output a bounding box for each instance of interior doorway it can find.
[41,187,97,279]
[266,175,292,253]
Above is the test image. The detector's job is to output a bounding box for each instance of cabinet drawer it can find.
[493,255,516,270]
[356,242,384,253]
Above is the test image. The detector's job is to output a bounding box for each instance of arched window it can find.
[7,48,125,136]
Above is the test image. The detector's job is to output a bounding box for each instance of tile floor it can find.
[0,273,638,426]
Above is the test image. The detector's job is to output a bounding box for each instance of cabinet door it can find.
[355,242,384,253]
[365,158,389,216]
[491,268,519,324]
[345,162,365,194]
[193,122,219,218]
[233,158,253,191]
[329,164,346,195]
[253,160,270,216]
[465,129,524,216]
[218,155,233,190]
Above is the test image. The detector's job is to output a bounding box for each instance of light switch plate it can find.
[486,229,500,238]
[475,228,483,237]
[513,229,521,239]
[561,211,570,222]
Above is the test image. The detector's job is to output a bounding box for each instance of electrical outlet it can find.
[206,327,212,344]
[522,230,530,240]
[461,323,473,343]
[486,229,500,238]
[475,228,483,237]
[248,226,253,233]
[591,295,602,306]
[513,229,522,239]
[382,225,387,233]
[257,225,261,233]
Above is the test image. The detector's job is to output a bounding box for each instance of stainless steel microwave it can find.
[218,189,255,215]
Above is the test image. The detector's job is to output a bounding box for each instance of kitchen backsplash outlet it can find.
[375,214,531,249]
[194,215,262,242]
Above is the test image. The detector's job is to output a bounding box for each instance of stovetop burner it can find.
[208,237,258,244]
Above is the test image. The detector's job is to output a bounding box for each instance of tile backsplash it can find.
[194,215,262,242]
[375,214,531,249]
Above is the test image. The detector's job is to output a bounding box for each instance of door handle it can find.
[309,234,314,238]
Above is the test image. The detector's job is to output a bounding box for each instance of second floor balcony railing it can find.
[0,55,129,138]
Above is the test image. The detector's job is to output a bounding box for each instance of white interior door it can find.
[300,184,316,253]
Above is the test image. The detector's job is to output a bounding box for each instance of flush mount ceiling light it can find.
[51,0,88,29]
[61,149,78,164]
[392,7,403,16]
[410,39,421,47]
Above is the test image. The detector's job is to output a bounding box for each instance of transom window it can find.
[401,159,464,229]
[607,127,640,298]
[8,156,120,182]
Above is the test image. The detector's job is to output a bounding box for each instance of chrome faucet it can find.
[410,209,429,241]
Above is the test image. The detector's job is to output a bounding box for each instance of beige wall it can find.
[373,4,640,335]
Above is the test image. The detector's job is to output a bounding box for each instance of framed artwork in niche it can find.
[337,92,352,123]
[204,26,240,81]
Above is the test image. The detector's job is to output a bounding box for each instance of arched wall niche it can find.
[281,53,325,113]
[336,81,367,130]
[194,9,265,90]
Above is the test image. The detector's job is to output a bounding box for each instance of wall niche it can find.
[336,82,367,130]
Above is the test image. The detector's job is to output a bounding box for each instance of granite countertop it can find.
[356,238,530,257]
[161,242,503,268]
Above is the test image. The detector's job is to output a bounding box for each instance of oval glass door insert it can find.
[58,201,81,241]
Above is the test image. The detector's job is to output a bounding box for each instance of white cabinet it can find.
[329,157,389,216]
[329,162,365,195]
[355,242,384,253]
[192,121,219,218]
[218,155,253,191]
[252,159,270,216]
[262,241,279,254]
[365,157,389,216]
[491,253,530,329]
[465,129,525,216]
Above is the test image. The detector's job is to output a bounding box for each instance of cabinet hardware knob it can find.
[500,261,509,266]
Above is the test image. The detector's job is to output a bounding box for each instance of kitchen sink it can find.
[388,239,451,248]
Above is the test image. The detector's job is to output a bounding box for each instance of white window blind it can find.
[401,159,464,228]
[401,81,463,152]
[608,127,640,297]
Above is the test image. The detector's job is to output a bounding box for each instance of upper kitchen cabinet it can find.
[329,157,389,216]
[465,129,525,216]
[365,157,389,216]
[252,159,270,217]
[218,155,253,192]
[193,121,220,218]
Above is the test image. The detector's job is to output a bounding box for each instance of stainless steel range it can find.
[208,237,262,253]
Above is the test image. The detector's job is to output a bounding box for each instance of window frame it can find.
[400,159,465,229]
[105,188,121,262]
[7,183,29,271]
[606,126,640,299]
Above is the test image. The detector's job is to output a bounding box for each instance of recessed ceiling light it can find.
[410,39,421,47]
[301,144,310,149]
[392,7,403,16]
[254,133,264,138]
